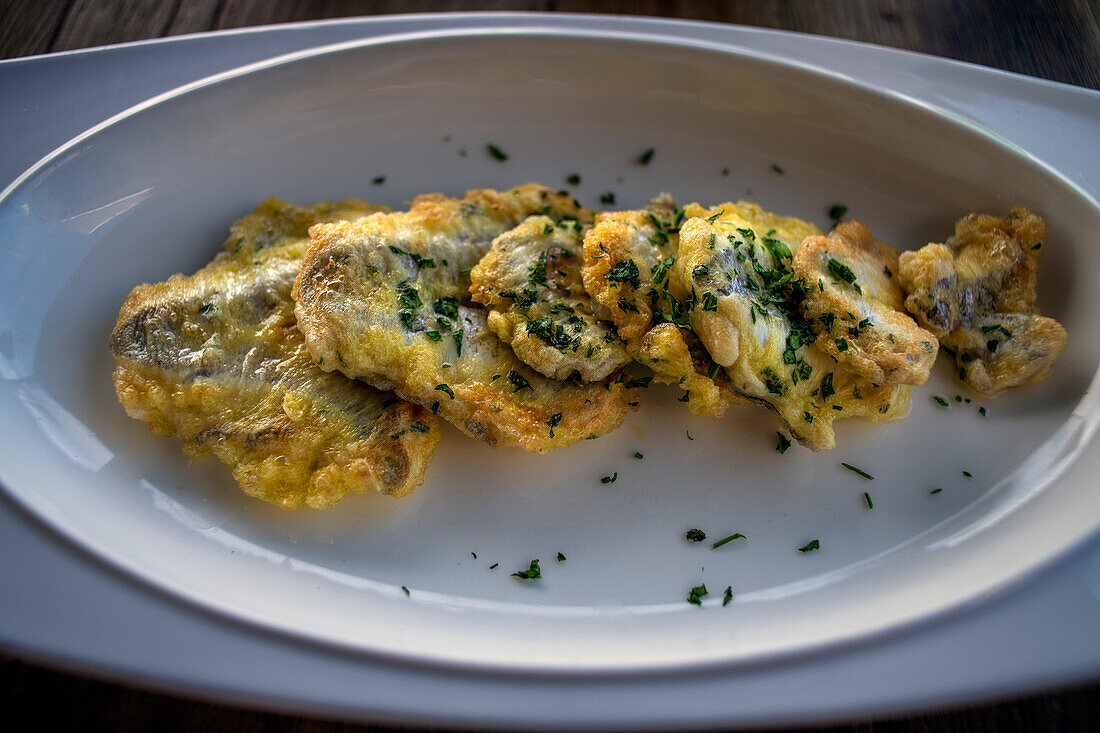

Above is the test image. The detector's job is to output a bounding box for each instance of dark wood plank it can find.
[50,0,180,53]
[0,0,71,59]
[211,0,548,31]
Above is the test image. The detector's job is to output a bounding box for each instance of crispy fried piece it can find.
[898,208,1066,396]
[109,198,440,510]
[678,203,909,450]
[294,185,633,451]
[470,215,630,381]
[793,221,938,385]
[581,195,738,416]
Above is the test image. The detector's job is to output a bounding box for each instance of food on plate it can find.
[897,208,1066,396]
[676,202,910,450]
[293,184,635,451]
[470,214,630,381]
[109,198,440,509]
[581,195,739,417]
[792,221,938,385]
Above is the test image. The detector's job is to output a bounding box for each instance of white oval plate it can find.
[1,27,1098,673]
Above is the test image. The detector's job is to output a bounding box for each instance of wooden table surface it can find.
[2,1,1099,730]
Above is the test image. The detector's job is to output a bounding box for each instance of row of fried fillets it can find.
[110,184,1066,509]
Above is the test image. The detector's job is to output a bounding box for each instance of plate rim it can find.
[2,20,1100,677]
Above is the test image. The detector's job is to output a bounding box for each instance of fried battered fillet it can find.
[294,185,634,451]
[793,221,938,385]
[581,195,737,417]
[470,215,630,381]
[897,208,1066,396]
[678,203,909,450]
[110,198,440,510]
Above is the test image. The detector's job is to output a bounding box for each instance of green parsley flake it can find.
[686,430,694,441]
[711,533,746,549]
[556,552,567,562]
[486,143,508,161]
[634,451,644,459]
[547,412,562,437]
[507,370,532,392]
[828,204,848,222]
[401,585,410,596]
[979,406,988,417]
[600,191,616,205]
[963,470,972,478]
[601,473,618,484]
[372,176,386,185]
[771,163,784,175]
[798,539,820,553]
[841,462,874,480]
[932,395,949,407]
[606,259,641,288]
[722,586,733,606]
[775,432,791,454]
[566,173,581,186]
[930,487,943,495]
[434,384,455,399]
[687,583,709,606]
[512,559,541,580]
[685,528,707,542]
[637,147,655,165]
[864,492,874,510]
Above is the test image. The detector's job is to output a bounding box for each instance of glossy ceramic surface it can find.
[2,18,1099,707]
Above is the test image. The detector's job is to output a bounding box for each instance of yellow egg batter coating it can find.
[897,208,1066,396]
[109,198,440,510]
[677,202,909,451]
[581,195,738,417]
[793,221,938,385]
[294,185,634,451]
[470,215,630,381]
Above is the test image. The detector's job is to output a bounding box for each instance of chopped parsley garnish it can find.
[489,562,499,569]
[981,324,1013,338]
[624,376,652,389]
[547,412,562,437]
[605,259,641,288]
[686,430,694,441]
[828,204,848,222]
[963,470,972,478]
[471,552,477,559]
[864,492,874,509]
[711,533,746,549]
[722,586,733,606]
[372,176,386,185]
[771,163,784,175]
[507,370,532,392]
[686,528,707,542]
[700,292,719,311]
[512,559,541,580]
[409,421,430,433]
[687,583,709,606]
[835,337,849,352]
[634,451,644,459]
[841,462,874,480]
[486,143,509,161]
[798,539,820,553]
[932,395,949,407]
[775,432,791,454]
[762,236,792,261]
[566,173,581,186]
[617,297,639,313]
[827,258,861,293]
[528,317,576,350]
[434,383,454,399]
[819,312,836,329]
[736,227,756,241]
[556,552,567,562]
[979,406,988,417]
[388,245,436,269]
[705,210,724,224]
[636,147,655,165]
[601,473,618,484]
[692,264,710,278]
[401,585,410,596]
[600,191,616,205]
[820,372,835,400]
[930,487,943,495]
[651,255,675,284]
[425,330,442,342]
[431,296,458,320]
[430,401,439,414]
